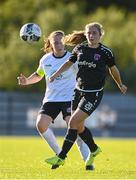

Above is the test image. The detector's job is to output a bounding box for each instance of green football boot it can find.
[45,155,65,166]
[86,147,102,167]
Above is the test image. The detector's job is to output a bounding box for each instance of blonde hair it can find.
[63,22,104,46]
[63,31,86,46]
[85,22,105,37]
[43,30,64,53]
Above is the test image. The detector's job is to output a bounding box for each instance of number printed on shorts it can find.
[84,101,93,112]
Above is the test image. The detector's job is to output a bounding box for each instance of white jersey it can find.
[36,51,77,103]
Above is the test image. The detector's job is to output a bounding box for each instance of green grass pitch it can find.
[0,136,136,179]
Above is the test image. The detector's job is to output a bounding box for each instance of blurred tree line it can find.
[0,0,136,93]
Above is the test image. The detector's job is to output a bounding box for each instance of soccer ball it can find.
[20,23,42,43]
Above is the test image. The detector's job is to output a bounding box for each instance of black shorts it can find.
[72,89,103,115]
[39,101,71,121]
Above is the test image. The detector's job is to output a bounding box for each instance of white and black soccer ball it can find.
[20,23,42,43]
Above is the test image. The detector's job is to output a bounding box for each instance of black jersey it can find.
[69,43,115,91]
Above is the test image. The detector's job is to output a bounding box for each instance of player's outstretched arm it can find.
[17,72,42,86]
[49,61,73,82]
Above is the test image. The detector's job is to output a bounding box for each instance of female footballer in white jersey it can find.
[17,30,93,170]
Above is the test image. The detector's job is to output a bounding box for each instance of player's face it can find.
[50,34,64,53]
[85,26,101,46]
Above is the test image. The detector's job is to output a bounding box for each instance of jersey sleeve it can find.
[105,49,116,67]
[69,45,79,63]
[36,59,45,77]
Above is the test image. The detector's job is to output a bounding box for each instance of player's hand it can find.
[119,84,127,94]
[17,74,28,85]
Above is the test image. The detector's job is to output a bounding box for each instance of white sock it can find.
[76,136,90,161]
[41,128,61,155]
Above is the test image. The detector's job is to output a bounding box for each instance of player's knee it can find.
[36,120,42,132]
[36,119,48,133]
[77,126,85,134]
[69,117,78,129]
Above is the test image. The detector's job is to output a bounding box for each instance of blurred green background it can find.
[0,0,136,93]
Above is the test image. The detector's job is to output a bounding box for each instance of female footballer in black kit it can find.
[45,22,127,168]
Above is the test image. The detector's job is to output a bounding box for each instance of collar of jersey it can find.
[84,43,101,49]
[52,51,67,59]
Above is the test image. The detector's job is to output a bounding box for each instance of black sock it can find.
[79,127,98,152]
[58,129,77,159]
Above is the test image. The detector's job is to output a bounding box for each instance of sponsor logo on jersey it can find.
[78,61,96,68]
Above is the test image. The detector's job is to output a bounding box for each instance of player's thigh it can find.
[69,108,89,129]
[36,102,61,132]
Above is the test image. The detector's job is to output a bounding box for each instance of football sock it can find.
[42,128,61,155]
[79,127,98,152]
[58,129,77,159]
[76,136,90,161]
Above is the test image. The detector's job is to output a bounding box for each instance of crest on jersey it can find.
[94,54,101,61]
